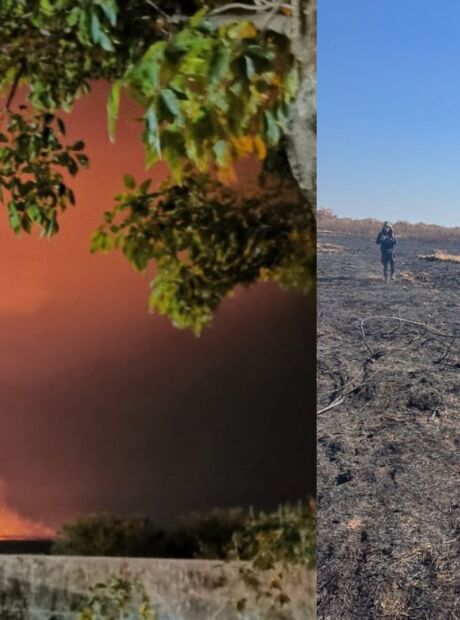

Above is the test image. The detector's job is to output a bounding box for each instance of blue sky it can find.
[318,1,460,226]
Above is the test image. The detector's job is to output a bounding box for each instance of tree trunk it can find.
[208,0,316,196]
[287,0,316,198]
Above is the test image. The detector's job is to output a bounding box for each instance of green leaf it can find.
[275,103,289,132]
[90,229,112,253]
[164,147,183,183]
[284,70,299,100]
[21,213,32,234]
[133,41,166,95]
[213,140,231,168]
[72,141,85,151]
[77,9,91,45]
[244,55,256,80]
[8,203,21,234]
[209,47,231,84]
[124,174,136,189]
[143,105,161,166]
[76,153,89,167]
[227,21,257,40]
[39,0,55,16]
[107,80,122,142]
[67,7,81,27]
[26,205,41,220]
[90,11,114,51]
[98,29,115,52]
[91,11,102,43]
[140,179,152,193]
[57,118,66,135]
[189,7,209,28]
[97,0,118,26]
[160,89,183,123]
[47,217,60,236]
[67,157,79,176]
[264,111,280,146]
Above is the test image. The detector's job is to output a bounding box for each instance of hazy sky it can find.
[0,86,313,537]
[319,0,460,227]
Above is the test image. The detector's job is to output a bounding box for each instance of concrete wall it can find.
[0,556,315,620]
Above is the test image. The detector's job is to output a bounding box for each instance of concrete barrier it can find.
[0,556,315,620]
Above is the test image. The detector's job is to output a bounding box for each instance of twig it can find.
[145,0,170,19]
[318,373,381,415]
[318,397,344,415]
[434,335,457,366]
[360,318,375,357]
[361,315,457,339]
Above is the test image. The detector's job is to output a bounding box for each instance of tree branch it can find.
[145,0,171,19]
[261,0,284,29]
[209,1,290,15]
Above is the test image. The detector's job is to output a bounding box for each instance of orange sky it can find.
[0,84,314,537]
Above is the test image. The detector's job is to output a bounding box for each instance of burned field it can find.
[317,232,460,619]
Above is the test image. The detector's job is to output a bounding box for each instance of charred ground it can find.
[317,230,460,619]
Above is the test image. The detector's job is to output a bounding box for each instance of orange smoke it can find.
[0,482,54,539]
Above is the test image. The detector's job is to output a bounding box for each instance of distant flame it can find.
[0,481,54,540]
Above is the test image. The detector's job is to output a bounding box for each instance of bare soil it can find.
[317,232,460,619]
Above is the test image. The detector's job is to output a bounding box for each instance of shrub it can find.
[229,501,316,569]
[77,575,155,620]
[52,501,316,564]
[178,507,248,559]
[52,514,168,558]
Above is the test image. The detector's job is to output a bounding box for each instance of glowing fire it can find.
[0,483,54,540]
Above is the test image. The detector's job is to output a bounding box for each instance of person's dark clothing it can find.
[376,228,396,277]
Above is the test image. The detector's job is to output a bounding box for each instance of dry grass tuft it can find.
[398,270,416,282]
[345,517,363,531]
[398,270,432,283]
[418,250,460,263]
[378,586,409,618]
[318,243,346,253]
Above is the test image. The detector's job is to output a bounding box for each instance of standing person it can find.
[376,221,397,283]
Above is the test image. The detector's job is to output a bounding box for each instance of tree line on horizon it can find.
[318,208,460,240]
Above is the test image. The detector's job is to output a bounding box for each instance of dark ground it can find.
[0,540,52,554]
[317,232,460,619]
